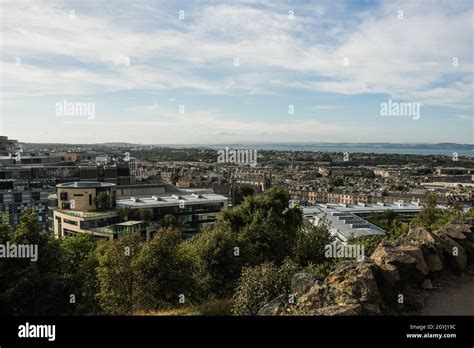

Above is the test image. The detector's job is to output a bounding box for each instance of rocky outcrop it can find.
[258,218,474,316]
[291,273,320,297]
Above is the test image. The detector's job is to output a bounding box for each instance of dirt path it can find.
[421,267,474,315]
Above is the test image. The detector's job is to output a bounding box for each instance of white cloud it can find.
[1,0,473,145]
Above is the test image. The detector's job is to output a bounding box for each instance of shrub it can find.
[232,258,299,315]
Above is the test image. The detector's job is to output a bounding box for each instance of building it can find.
[0,179,49,231]
[52,182,119,239]
[303,202,426,243]
[52,181,229,240]
[116,193,229,237]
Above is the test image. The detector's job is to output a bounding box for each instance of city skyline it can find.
[1,0,473,144]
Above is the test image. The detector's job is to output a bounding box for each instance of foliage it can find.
[96,233,141,315]
[347,235,384,257]
[61,233,101,314]
[232,258,299,316]
[294,220,334,267]
[304,261,337,279]
[133,228,194,311]
[233,184,256,205]
[95,192,112,211]
[182,222,244,299]
[161,214,183,229]
[0,209,66,315]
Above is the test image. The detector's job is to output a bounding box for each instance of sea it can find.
[177,143,474,157]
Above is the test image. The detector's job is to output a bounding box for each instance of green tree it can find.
[95,192,111,211]
[232,259,299,315]
[183,222,244,299]
[61,233,101,314]
[133,228,194,312]
[413,193,438,229]
[220,187,303,264]
[0,209,66,314]
[161,214,183,229]
[233,184,256,205]
[294,220,334,266]
[96,233,141,315]
[138,208,153,222]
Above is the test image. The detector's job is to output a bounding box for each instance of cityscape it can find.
[0,0,473,346]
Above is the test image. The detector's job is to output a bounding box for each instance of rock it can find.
[291,273,319,297]
[438,224,474,255]
[436,233,467,271]
[403,227,444,273]
[398,244,429,276]
[421,279,434,290]
[309,304,362,316]
[297,282,343,311]
[257,294,290,316]
[326,261,382,310]
[297,261,382,315]
[371,240,422,287]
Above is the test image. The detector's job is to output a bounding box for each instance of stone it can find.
[403,227,444,273]
[371,240,422,287]
[436,234,467,271]
[291,273,319,297]
[257,294,290,316]
[421,278,434,290]
[309,304,362,316]
[398,244,429,276]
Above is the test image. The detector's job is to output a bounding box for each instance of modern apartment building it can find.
[116,193,229,237]
[53,182,119,239]
[52,181,229,240]
[0,180,49,231]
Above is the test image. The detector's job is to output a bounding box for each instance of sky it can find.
[0,0,473,144]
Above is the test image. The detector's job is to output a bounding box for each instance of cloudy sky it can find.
[0,0,473,144]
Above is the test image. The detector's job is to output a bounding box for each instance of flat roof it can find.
[116,220,143,226]
[305,205,386,241]
[302,203,427,241]
[116,193,228,208]
[56,181,116,188]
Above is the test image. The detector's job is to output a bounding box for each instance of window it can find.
[60,192,68,201]
[89,194,92,205]
[63,219,78,226]
[14,193,22,203]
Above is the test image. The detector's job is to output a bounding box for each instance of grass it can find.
[136,299,233,316]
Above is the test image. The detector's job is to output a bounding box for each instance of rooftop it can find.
[116,193,228,208]
[56,181,116,188]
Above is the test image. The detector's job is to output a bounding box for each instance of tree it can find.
[95,192,111,211]
[0,209,66,315]
[138,208,153,222]
[61,233,101,314]
[329,178,345,187]
[161,214,183,229]
[96,233,141,315]
[414,193,438,228]
[232,259,299,315]
[294,220,334,266]
[182,222,244,299]
[220,187,303,265]
[132,228,194,312]
[233,185,256,205]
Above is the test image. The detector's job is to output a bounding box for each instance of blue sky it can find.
[0,0,473,144]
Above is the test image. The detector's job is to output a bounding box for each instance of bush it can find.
[232,258,299,315]
[182,223,244,299]
[133,228,194,311]
[294,220,334,266]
